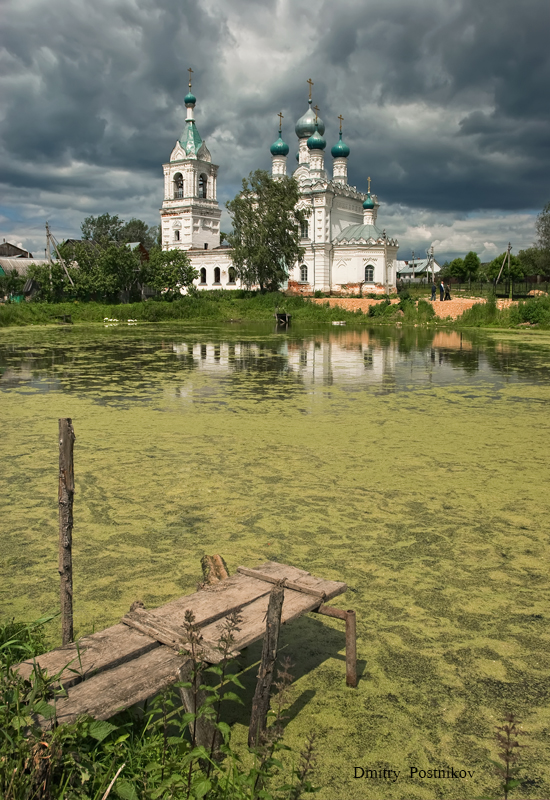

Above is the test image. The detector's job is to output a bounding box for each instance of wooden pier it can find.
[17,561,354,729]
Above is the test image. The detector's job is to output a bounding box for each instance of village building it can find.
[396,257,441,283]
[160,80,398,294]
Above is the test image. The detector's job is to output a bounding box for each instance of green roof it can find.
[180,120,203,157]
[334,223,383,243]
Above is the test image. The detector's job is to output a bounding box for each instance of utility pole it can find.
[383,229,389,295]
[46,222,74,287]
[496,242,511,290]
[508,244,513,300]
[411,250,415,280]
[430,245,435,283]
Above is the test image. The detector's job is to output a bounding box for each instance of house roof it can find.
[334,223,398,246]
[0,258,56,277]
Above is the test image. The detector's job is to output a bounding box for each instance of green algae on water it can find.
[1,323,549,800]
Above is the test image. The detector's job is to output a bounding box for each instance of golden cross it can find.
[367,176,371,193]
[313,104,320,122]
[338,114,344,133]
[188,67,194,88]
[277,111,284,129]
[307,78,314,99]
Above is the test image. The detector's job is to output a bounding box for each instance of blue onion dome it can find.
[331,131,350,159]
[363,192,375,210]
[295,99,325,138]
[184,91,196,107]
[307,122,326,151]
[270,130,289,156]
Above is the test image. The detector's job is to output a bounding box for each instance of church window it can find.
[200,268,207,284]
[228,267,236,284]
[365,265,374,282]
[300,264,308,282]
[173,173,184,199]
[199,174,208,198]
[174,230,180,241]
[300,221,309,239]
[214,267,221,284]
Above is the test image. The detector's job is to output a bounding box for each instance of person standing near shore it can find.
[444,284,452,301]
[431,282,436,301]
[440,281,444,301]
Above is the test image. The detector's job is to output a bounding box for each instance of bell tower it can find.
[160,69,221,251]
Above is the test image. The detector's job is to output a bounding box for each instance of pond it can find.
[1,322,549,799]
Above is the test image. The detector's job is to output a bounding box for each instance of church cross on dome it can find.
[368,176,371,192]
[277,111,284,130]
[313,104,320,122]
[338,114,344,133]
[307,78,314,100]
[187,67,194,89]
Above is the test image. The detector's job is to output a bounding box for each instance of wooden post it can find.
[58,418,75,645]
[345,610,357,688]
[248,581,285,747]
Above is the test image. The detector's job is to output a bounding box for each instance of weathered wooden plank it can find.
[200,588,327,652]
[237,567,326,598]
[242,561,347,600]
[18,623,160,689]
[42,646,187,728]
[121,609,236,663]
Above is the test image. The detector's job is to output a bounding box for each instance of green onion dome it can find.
[184,92,197,107]
[295,152,299,162]
[363,193,375,209]
[307,122,326,151]
[295,99,325,138]
[270,130,289,157]
[331,132,350,159]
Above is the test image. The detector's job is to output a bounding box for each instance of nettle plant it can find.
[0,613,318,800]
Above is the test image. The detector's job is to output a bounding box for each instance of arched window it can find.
[174,230,180,241]
[300,221,309,239]
[365,265,374,282]
[198,174,208,198]
[214,267,221,284]
[300,264,308,282]
[173,173,183,199]
[200,268,207,284]
[228,267,236,284]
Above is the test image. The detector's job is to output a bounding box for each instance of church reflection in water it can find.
[169,327,511,402]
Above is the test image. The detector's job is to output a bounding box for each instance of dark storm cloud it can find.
[0,0,548,258]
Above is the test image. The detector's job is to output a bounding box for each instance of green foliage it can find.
[462,251,481,281]
[488,714,526,799]
[481,252,524,282]
[226,170,308,292]
[518,246,550,278]
[146,248,198,298]
[535,200,550,251]
[0,612,318,800]
[120,219,158,250]
[0,268,26,298]
[81,212,124,243]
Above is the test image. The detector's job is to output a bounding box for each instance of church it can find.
[160,78,398,294]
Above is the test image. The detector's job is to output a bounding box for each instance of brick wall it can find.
[310,296,518,320]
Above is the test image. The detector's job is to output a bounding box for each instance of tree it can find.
[448,257,465,280]
[81,213,124,243]
[226,170,308,292]
[481,252,524,282]
[462,251,481,283]
[147,248,198,298]
[535,201,550,251]
[119,218,158,250]
[518,246,550,279]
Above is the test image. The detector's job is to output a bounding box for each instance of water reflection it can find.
[0,326,549,404]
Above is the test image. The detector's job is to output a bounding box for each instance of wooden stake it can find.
[248,581,285,747]
[58,418,75,645]
[177,659,222,756]
[345,610,357,688]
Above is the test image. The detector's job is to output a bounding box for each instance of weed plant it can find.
[0,614,318,800]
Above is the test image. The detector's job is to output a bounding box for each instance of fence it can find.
[397,279,550,300]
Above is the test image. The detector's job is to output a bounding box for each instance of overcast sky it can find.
[2,0,549,262]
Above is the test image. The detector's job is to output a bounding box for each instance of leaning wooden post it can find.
[58,418,75,645]
[248,580,285,747]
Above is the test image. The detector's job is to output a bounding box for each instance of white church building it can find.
[160,81,398,294]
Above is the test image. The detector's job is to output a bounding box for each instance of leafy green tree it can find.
[448,257,465,280]
[119,218,158,249]
[462,251,481,283]
[81,213,124,243]
[481,252,524,282]
[518,246,550,278]
[146,248,198,298]
[226,170,308,292]
[0,268,25,298]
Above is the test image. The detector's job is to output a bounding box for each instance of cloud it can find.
[1,0,548,260]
